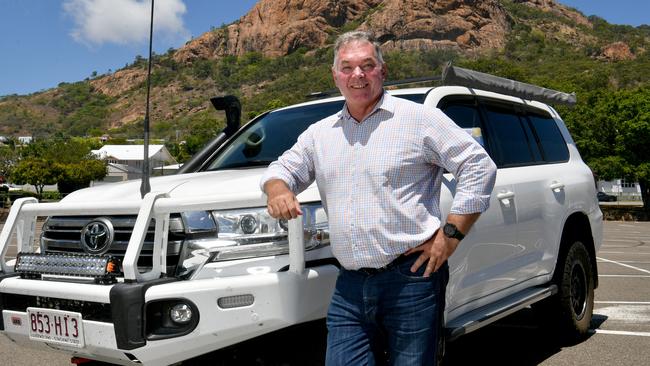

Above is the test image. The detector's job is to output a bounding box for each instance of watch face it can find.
[443,223,455,237]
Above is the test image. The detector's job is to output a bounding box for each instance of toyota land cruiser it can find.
[0,65,602,365]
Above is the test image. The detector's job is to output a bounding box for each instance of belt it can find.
[356,253,415,275]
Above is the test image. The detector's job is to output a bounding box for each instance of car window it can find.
[205,102,344,171]
[483,104,535,167]
[204,94,426,171]
[527,113,569,163]
[395,93,426,104]
[441,103,485,147]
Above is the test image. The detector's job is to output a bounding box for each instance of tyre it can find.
[534,240,595,343]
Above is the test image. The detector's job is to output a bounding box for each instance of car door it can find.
[508,110,571,277]
[438,97,519,312]
[478,101,558,286]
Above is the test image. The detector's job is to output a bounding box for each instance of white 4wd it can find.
[0,67,602,365]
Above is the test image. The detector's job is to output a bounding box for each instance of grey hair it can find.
[332,31,384,68]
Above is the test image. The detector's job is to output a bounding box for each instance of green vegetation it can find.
[9,138,107,197]
[49,82,116,136]
[559,87,650,210]
[1,1,649,206]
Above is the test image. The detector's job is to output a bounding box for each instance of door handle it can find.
[496,192,515,200]
[550,181,565,192]
[496,191,515,207]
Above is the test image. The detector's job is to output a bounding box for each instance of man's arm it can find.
[408,109,497,277]
[263,179,303,219]
[260,124,318,218]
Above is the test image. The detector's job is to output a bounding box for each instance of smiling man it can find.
[261,31,496,365]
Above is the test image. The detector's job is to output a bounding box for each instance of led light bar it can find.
[15,253,119,284]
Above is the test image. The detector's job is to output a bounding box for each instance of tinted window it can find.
[441,103,485,147]
[528,114,569,163]
[395,93,426,104]
[205,101,344,171]
[204,93,426,171]
[443,104,480,129]
[521,117,543,162]
[484,105,535,167]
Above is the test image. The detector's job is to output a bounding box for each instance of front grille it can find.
[2,294,112,322]
[41,215,185,274]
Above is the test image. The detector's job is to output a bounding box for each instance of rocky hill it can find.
[0,0,648,142]
[173,0,585,62]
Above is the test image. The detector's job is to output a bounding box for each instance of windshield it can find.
[204,93,425,171]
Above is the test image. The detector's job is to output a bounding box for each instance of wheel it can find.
[534,240,595,343]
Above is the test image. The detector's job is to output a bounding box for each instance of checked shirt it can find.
[261,92,496,270]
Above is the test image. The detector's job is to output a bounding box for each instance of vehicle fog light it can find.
[170,303,193,324]
[239,215,258,234]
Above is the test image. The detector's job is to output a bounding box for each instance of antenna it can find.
[140,0,155,198]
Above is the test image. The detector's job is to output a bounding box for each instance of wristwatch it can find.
[443,223,465,241]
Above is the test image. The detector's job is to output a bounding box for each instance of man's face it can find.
[332,41,386,113]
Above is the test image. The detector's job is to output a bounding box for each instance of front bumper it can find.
[0,265,338,365]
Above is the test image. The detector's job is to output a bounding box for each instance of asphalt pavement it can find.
[1,220,649,365]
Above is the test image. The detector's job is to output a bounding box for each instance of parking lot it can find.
[1,220,649,365]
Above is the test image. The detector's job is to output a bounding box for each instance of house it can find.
[91,145,178,184]
[597,178,642,201]
[153,163,183,176]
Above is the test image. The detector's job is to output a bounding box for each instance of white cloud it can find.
[63,0,189,46]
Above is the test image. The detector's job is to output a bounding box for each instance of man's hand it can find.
[264,179,303,219]
[405,230,459,277]
[404,213,481,277]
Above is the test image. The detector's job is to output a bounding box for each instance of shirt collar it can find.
[338,91,395,123]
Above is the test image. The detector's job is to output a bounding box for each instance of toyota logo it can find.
[80,218,114,254]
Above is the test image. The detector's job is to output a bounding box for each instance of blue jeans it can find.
[325,254,449,366]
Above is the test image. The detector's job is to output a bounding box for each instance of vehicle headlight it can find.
[180,211,217,234]
[213,209,285,237]
[175,203,329,278]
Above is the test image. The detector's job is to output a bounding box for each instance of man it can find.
[261,31,496,365]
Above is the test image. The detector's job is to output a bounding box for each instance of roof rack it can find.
[306,62,575,105]
[441,62,576,105]
[306,76,441,99]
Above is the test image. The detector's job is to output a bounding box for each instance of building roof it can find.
[92,145,167,161]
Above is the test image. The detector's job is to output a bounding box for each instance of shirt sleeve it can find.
[421,108,497,214]
[259,124,317,195]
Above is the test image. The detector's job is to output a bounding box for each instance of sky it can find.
[0,0,648,97]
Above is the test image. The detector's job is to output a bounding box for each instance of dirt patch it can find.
[601,206,649,221]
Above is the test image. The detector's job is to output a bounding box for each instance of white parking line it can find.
[595,301,650,305]
[597,260,650,264]
[590,329,650,337]
[602,239,642,243]
[599,275,650,278]
[601,246,640,248]
[598,251,650,255]
[597,257,650,274]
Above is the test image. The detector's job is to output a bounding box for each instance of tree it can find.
[10,159,61,197]
[614,88,650,211]
[12,138,107,197]
[0,143,19,182]
[562,87,650,211]
[57,159,107,194]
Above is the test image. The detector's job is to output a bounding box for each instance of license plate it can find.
[27,307,85,348]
